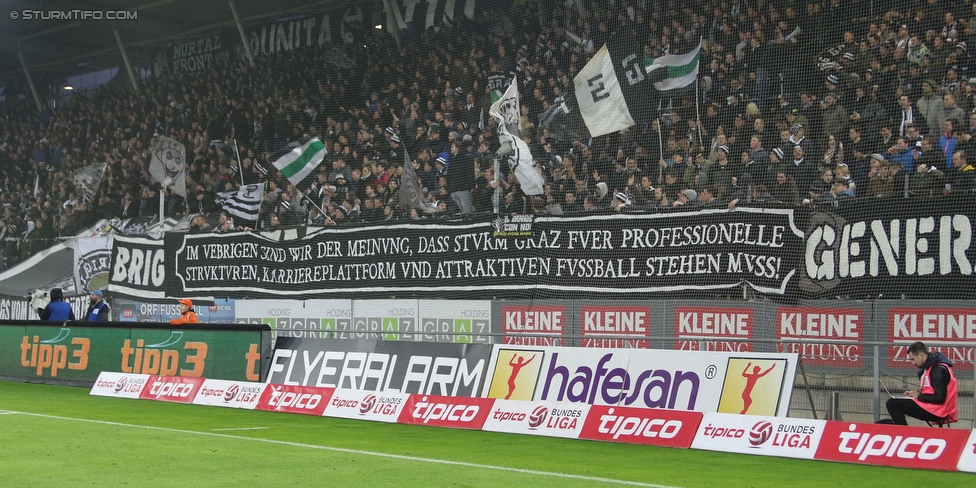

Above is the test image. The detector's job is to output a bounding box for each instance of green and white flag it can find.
[272,137,326,186]
[644,41,701,91]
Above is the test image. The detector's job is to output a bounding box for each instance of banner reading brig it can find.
[0,321,272,383]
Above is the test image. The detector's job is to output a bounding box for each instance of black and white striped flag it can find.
[216,183,264,222]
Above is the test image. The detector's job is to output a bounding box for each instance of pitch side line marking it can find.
[210,426,271,431]
[4,410,679,488]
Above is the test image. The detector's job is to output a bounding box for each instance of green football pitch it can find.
[0,380,971,487]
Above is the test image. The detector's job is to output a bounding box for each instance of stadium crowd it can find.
[2,0,976,267]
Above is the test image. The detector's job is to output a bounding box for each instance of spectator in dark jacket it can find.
[40,288,75,321]
[445,142,475,214]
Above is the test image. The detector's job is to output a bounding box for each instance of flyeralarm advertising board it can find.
[481,400,590,439]
[481,346,797,415]
[192,379,266,409]
[323,389,410,423]
[397,394,495,429]
[578,405,702,448]
[814,421,971,471]
[139,375,206,403]
[691,413,825,459]
[266,338,491,397]
[958,429,976,473]
[89,371,150,399]
[256,384,334,415]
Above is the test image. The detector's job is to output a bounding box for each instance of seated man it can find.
[885,342,958,425]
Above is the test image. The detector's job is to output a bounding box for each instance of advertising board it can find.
[89,371,150,399]
[322,388,410,423]
[579,405,702,447]
[481,399,589,439]
[192,378,266,409]
[481,346,797,415]
[266,338,491,397]
[691,412,825,459]
[814,421,970,471]
[0,323,269,383]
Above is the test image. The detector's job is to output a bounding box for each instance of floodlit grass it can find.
[0,380,972,487]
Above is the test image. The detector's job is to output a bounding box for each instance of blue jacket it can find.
[41,301,75,321]
[86,301,110,321]
[889,148,914,171]
[939,135,956,167]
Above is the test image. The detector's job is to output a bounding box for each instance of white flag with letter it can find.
[574,44,636,138]
[216,183,264,222]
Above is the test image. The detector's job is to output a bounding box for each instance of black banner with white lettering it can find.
[246,6,364,63]
[267,338,492,396]
[110,236,166,299]
[385,0,479,32]
[799,197,976,299]
[156,208,805,300]
[163,28,236,73]
[111,201,976,300]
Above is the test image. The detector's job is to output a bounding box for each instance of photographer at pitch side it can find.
[884,342,957,426]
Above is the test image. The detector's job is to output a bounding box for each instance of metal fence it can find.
[272,328,975,429]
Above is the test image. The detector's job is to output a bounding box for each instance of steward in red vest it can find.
[885,342,958,425]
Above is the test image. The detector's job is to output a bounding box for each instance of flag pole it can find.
[657,118,664,181]
[695,78,704,150]
[300,193,328,223]
[695,37,704,150]
[492,159,500,215]
[233,138,245,186]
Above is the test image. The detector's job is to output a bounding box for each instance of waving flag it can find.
[149,136,188,198]
[645,41,702,91]
[272,137,326,186]
[397,149,438,214]
[489,77,545,196]
[541,32,701,141]
[216,183,264,221]
[69,163,108,203]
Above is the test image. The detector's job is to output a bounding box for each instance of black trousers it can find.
[885,397,943,425]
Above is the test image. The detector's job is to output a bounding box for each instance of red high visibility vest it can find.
[914,362,958,422]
